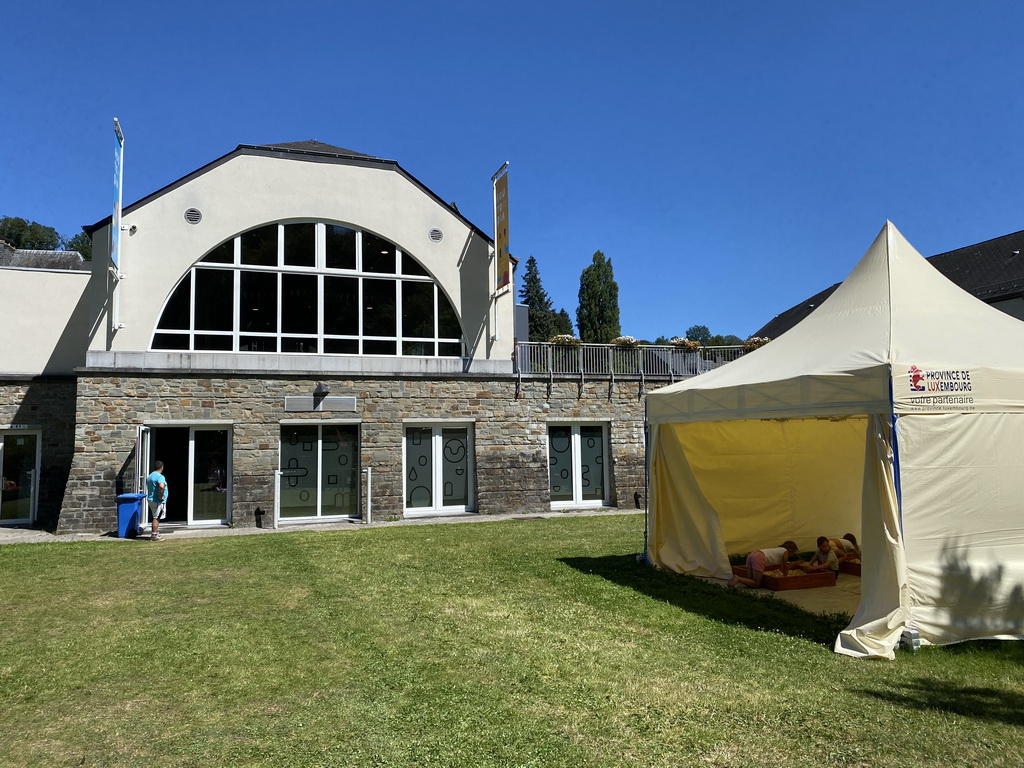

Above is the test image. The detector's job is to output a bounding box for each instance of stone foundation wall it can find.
[58,373,651,533]
[0,378,79,529]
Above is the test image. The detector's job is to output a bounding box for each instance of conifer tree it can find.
[518,255,571,340]
[576,250,621,343]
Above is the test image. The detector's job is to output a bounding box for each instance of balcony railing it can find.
[514,342,746,380]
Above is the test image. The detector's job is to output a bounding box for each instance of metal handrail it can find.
[514,342,746,379]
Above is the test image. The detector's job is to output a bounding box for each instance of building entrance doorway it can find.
[1,431,39,525]
[144,426,231,526]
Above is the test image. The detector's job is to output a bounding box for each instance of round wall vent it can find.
[184,208,203,225]
[428,228,443,243]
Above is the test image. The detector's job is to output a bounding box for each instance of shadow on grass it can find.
[855,678,1024,726]
[560,554,849,647]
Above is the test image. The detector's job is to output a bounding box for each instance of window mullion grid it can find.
[189,266,197,348]
[396,279,404,356]
[232,267,241,351]
[571,426,582,505]
[433,284,439,356]
[315,425,323,518]
[432,427,442,511]
[317,225,325,353]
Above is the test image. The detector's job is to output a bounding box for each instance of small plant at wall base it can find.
[670,337,702,352]
[743,336,771,351]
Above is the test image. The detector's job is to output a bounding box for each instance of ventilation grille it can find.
[184,208,203,225]
[428,228,443,243]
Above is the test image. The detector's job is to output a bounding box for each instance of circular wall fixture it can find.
[428,228,443,243]
[184,208,203,225]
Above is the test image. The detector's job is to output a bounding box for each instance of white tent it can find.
[646,222,1024,659]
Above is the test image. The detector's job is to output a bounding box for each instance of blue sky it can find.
[3,1,1023,340]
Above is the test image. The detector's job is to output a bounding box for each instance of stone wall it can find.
[0,378,79,529]
[58,373,651,533]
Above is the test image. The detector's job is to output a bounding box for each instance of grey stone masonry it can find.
[57,373,650,534]
[1,378,79,530]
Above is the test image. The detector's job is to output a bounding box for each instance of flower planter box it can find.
[839,561,861,576]
[732,565,836,591]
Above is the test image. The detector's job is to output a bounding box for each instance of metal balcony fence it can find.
[514,342,747,380]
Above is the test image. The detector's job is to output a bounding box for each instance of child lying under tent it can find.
[829,534,860,562]
[729,541,799,588]
[799,536,840,574]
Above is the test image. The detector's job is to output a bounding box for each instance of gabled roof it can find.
[85,141,492,243]
[754,227,1024,338]
[0,240,88,271]
[257,140,375,158]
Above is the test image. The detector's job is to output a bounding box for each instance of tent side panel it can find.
[836,415,909,659]
[896,413,1024,646]
[648,424,732,579]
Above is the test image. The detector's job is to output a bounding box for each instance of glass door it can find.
[279,424,360,520]
[192,429,230,523]
[146,426,231,526]
[1,432,39,524]
[547,424,608,508]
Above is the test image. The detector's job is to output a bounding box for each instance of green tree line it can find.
[0,216,92,259]
[518,251,742,345]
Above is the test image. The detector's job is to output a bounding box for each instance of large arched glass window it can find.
[152,222,464,357]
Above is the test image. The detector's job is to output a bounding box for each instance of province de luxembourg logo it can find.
[909,365,926,391]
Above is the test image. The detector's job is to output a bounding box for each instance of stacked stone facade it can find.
[0,378,78,529]
[54,372,651,533]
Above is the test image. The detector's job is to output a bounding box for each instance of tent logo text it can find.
[909,366,972,393]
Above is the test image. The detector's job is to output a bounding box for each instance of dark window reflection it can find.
[437,290,461,338]
[363,279,396,336]
[363,339,396,356]
[324,338,358,354]
[324,276,359,335]
[158,273,192,330]
[195,270,233,331]
[284,223,315,267]
[403,341,434,356]
[402,253,429,276]
[201,239,234,264]
[240,271,278,332]
[402,282,434,338]
[363,232,396,274]
[282,337,318,353]
[282,273,317,334]
[195,334,233,351]
[153,333,189,350]
[240,336,278,352]
[241,225,277,266]
[326,225,356,270]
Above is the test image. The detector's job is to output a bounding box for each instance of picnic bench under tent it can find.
[645,221,1024,659]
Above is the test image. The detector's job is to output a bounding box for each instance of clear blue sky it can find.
[3,1,1023,340]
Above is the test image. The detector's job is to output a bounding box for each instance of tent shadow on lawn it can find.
[559,554,849,648]
[854,678,1024,727]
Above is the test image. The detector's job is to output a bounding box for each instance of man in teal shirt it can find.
[146,460,168,541]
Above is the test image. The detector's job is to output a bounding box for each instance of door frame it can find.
[0,428,41,525]
[141,423,233,527]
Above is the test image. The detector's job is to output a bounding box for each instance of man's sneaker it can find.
[151,534,162,541]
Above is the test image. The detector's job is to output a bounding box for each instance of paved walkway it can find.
[0,508,644,546]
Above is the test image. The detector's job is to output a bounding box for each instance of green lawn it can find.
[1,515,1021,767]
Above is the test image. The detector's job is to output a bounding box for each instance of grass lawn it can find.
[1,514,1022,767]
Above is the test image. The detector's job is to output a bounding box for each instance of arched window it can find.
[152,222,463,357]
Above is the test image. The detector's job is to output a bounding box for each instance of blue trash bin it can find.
[116,493,147,538]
